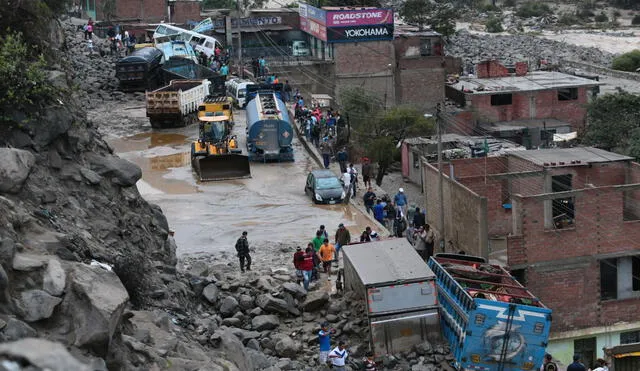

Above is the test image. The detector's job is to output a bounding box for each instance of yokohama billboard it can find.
[326,24,394,43]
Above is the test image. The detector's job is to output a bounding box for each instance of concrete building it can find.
[297,3,458,110]
[445,60,601,148]
[84,0,201,23]
[421,147,640,367]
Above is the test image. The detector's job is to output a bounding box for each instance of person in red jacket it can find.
[299,246,315,291]
[293,246,305,285]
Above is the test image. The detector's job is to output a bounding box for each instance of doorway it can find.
[574,337,596,369]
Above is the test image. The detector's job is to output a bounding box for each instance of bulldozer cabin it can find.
[197,96,234,126]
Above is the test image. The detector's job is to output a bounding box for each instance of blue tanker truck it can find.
[245,91,294,162]
[428,254,552,371]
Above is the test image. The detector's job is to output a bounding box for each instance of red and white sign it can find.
[300,17,327,41]
[326,9,393,27]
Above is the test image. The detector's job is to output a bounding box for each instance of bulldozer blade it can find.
[192,154,251,181]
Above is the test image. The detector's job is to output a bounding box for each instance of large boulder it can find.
[66,263,129,356]
[43,259,66,296]
[282,282,307,299]
[251,315,280,331]
[202,283,219,304]
[219,296,240,318]
[274,335,300,358]
[0,148,36,193]
[0,338,91,371]
[16,289,62,322]
[85,153,142,187]
[302,291,329,312]
[218,328,255,370]
[0,318,37,342]
[255,294,290,315]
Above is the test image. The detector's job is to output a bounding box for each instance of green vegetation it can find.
[486,16,504,32]
[583,92,640,159]
[558,12,582,26]
[516,1,552,17]
[612,50,640,72]
[0,31,54,117]
[632,14,640,24]
[399,0,457,36]
[594,11,609,22]
[503,0,516,7]
[340,87,435,185]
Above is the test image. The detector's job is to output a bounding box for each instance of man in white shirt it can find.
[342,171,352,196]
[329,341,348,371]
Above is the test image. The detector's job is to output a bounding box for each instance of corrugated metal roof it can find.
[510,147,633,166]
[343,239,435,286]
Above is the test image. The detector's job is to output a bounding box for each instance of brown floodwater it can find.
[107,109,375,256]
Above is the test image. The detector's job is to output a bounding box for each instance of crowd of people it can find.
[197,46,230,77]
[293,97,346,166]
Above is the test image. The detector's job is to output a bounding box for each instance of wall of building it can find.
[171,1,201,24]
[465,87,590,131]
[114,0,166,22]
[423,160,488,257]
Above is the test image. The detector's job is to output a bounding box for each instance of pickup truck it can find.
[428,254,552,371]
[146,79,211,129]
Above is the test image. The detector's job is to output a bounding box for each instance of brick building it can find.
[421,147,640,367]
[84,0,201,24]
[297,3,458,110]
[445,60,601,148]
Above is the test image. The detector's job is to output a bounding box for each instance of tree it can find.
[485,16,504,33]
[612,50,640,72]
[340,87,435,185]
[583,92,640,154]
[399,0,457,36]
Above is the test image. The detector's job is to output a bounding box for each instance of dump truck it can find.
[427,254,552,371]
[190,115,250,181]
[342,239,441,358]
[146,79,211,129]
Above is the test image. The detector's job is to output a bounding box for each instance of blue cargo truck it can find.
[428,254,552,371]
[245,91,294,162]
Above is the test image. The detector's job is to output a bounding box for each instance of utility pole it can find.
[236,0,243,78]
[436,103,445,253]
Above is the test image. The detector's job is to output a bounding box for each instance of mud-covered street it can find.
[97,103,373,256]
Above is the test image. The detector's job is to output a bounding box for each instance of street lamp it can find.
[425,106,445,253]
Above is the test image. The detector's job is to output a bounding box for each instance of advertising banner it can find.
[326,8,393,27]
[213,16,282,29]
[299,3,308,18]
[300,17,327,41]
[327,23,394,43]
[306,4,327,24]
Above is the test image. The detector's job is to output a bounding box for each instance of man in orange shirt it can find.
[318,238,336,279]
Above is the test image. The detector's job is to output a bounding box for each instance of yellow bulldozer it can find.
[191,115,251,181]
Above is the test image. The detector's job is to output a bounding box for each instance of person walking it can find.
[348,163,358,197]
[334,223,351,263]
[300,246,315,290]
[361,158,373,188]
[423,224,435,259]
[284,80,292,102]
[394,188,408,217]
[235,231,251,272]
[320,141,332,169]
[373,199,385,225]
[328,341,349,371]
[293,246,305,285]
[342,169,352,197]
[567,354,587,371]
[319,225,329,240]
[258,56,266,77]
[413,207,425,228]
[311,230,324,256]
[318,323,336,366]
[407,203,417,227]
[394,207,406,238]
[318,239,336,278]
[363,187,376,214]
[337,147,348,174]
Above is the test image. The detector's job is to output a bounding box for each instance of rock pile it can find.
[447,31,615,70]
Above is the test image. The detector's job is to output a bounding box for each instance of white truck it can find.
[146,79,211,129]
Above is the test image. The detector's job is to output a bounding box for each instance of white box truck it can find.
[342,239,441,357]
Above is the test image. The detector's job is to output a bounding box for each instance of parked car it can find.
[305,169,345,204]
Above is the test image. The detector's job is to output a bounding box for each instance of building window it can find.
[574,337,596,370]
[420,38,432,56]
[600,258,618,300]
[621,330,640,344]
[491,94,512,106]
[552,174,574,229]
[558,88,578,101]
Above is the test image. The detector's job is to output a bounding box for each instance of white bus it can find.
[226,79,256,108]
[152,24,222,58]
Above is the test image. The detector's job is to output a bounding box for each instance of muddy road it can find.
[97,102,373,256]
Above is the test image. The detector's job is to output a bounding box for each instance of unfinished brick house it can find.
[445,60,601,149]
[422,147,640,367]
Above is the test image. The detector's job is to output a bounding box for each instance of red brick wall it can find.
[451,157,507,178]
[115,0,166,22]
[397,68,444,110]
[171,1,201,24]
[476,60,509,78]
[334,41,395,75]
